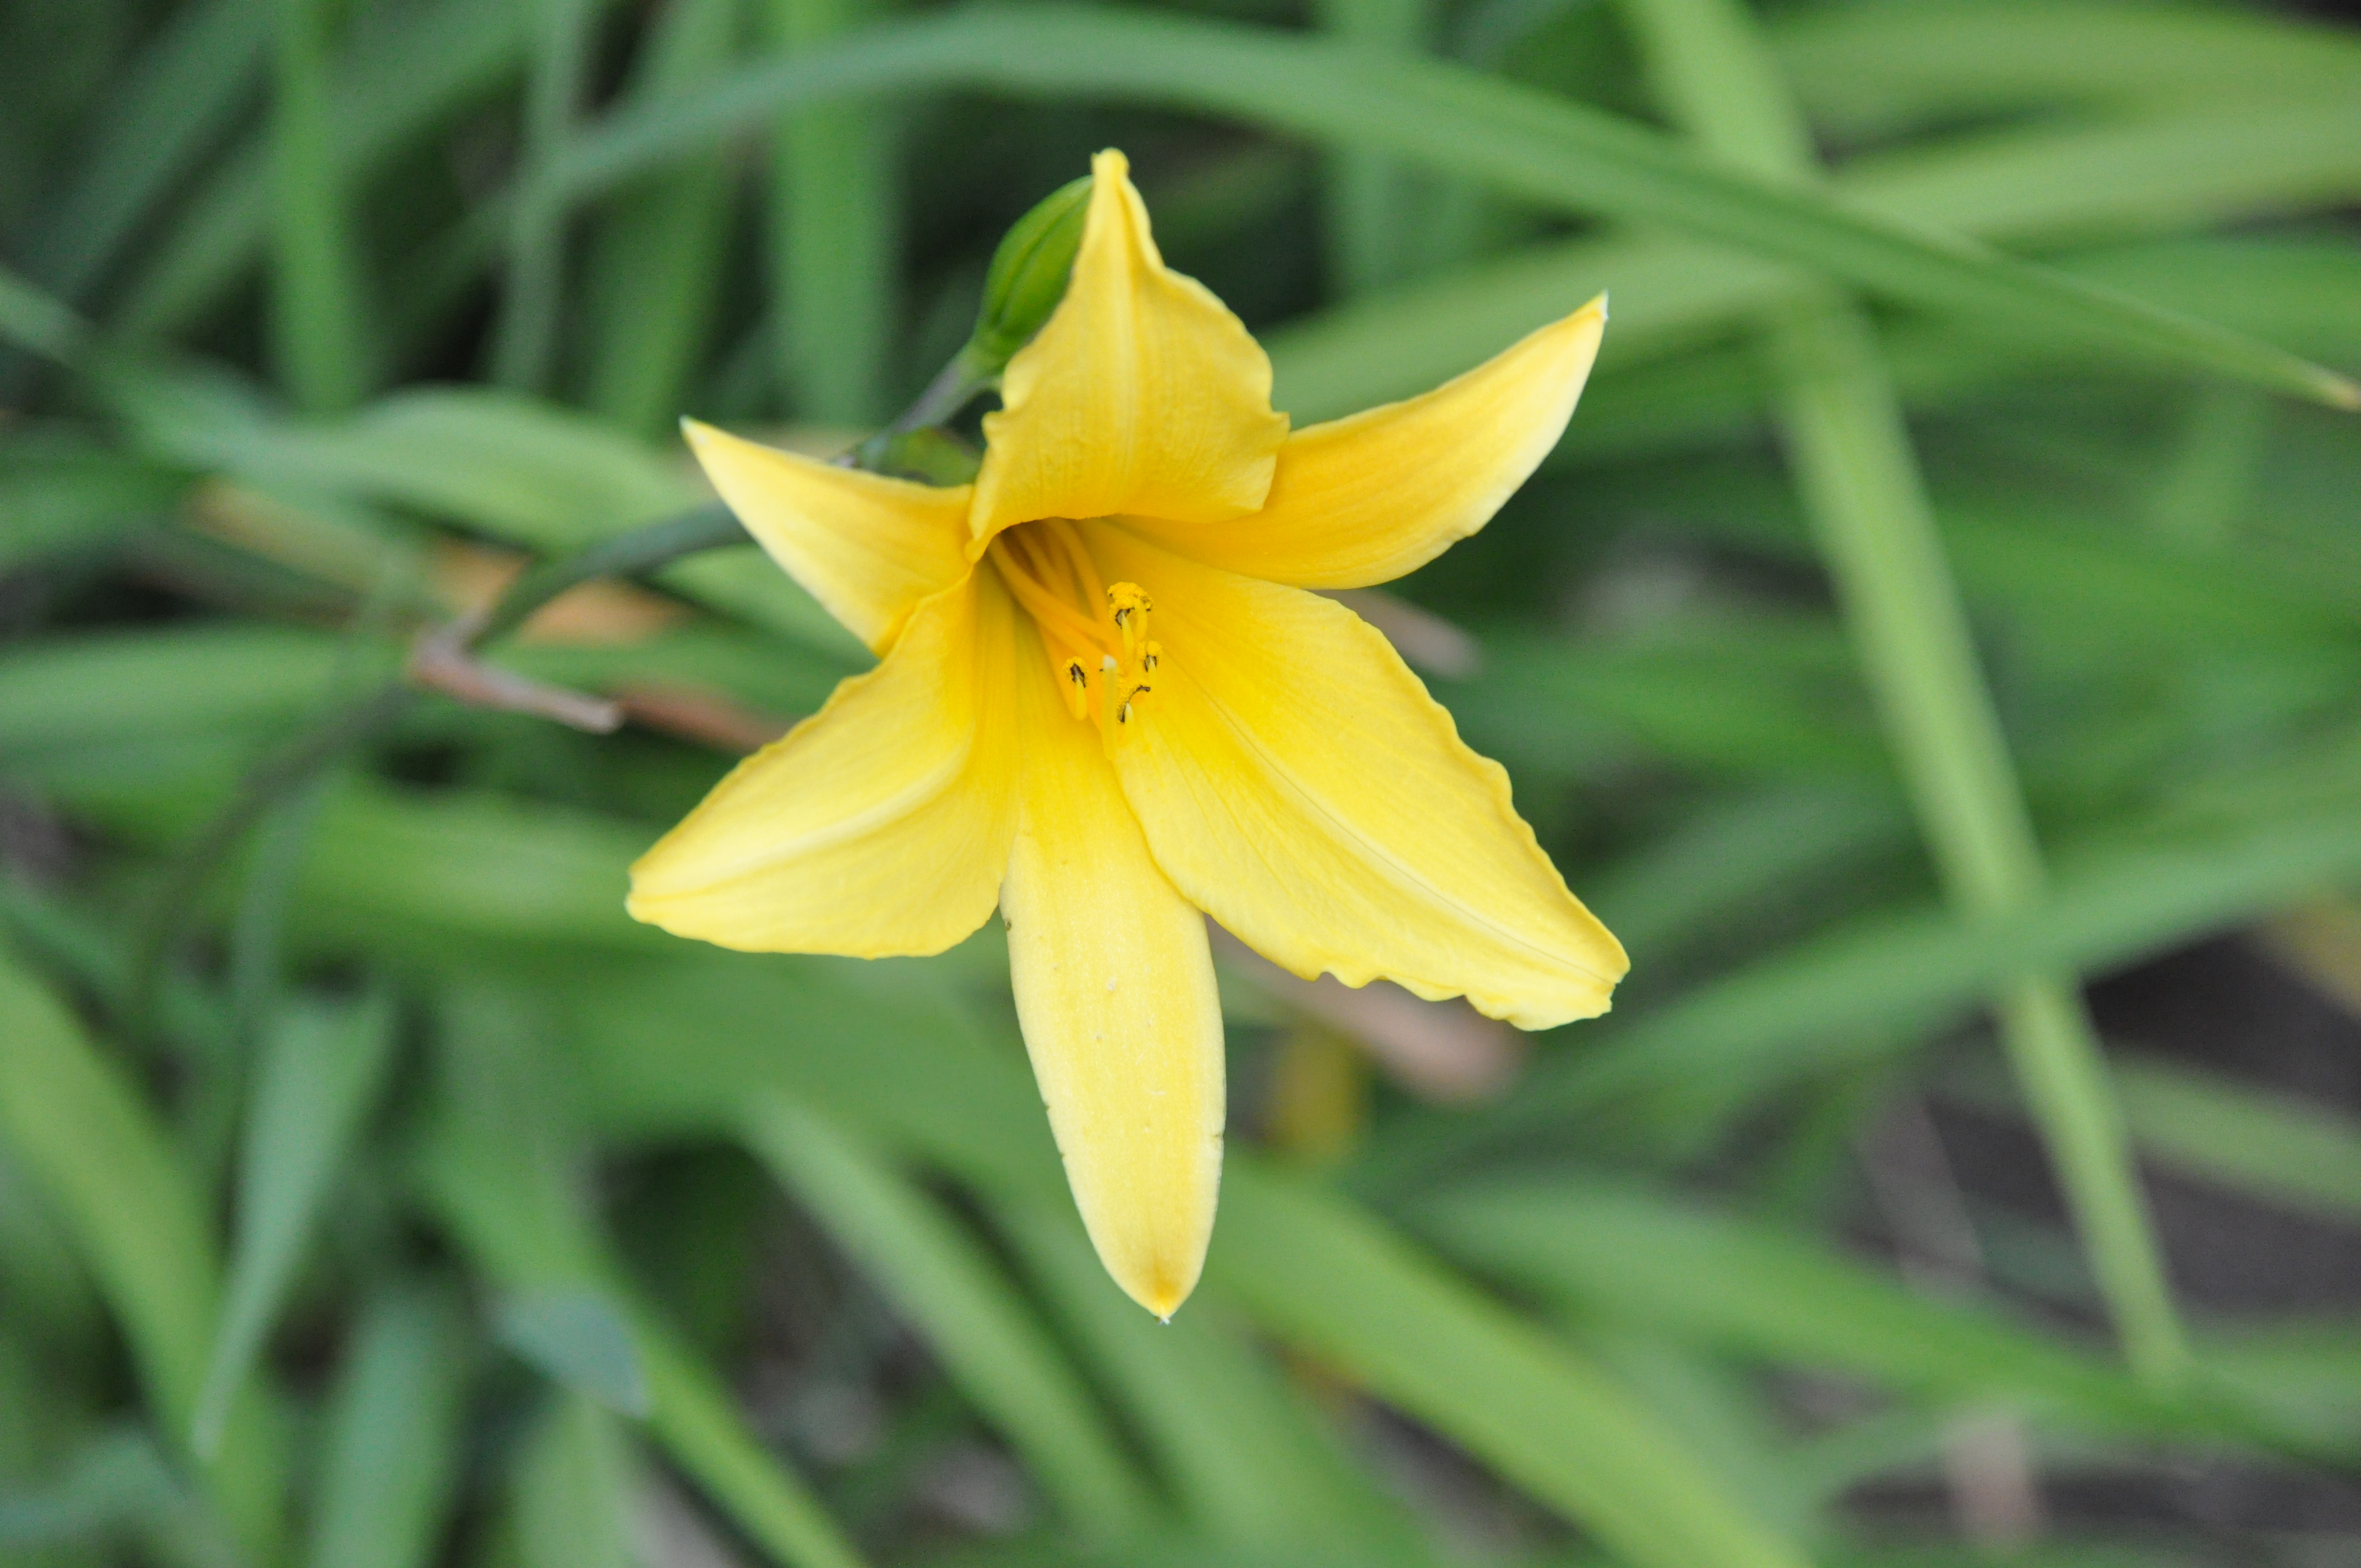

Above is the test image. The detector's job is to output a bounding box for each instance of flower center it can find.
[986,520,1158,732]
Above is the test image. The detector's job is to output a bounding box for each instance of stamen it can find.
[989,537,1106,652]
[1045,518,1107,609]
[988,526,1166,735]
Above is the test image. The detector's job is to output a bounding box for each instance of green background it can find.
[3,0,2361,1564]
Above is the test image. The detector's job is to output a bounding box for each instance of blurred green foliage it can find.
[2,1,2360,1566]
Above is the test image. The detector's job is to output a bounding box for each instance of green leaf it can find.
[117,0,526,338]
[21,0,268,303]
[0,948,285,1559]
[581,0,742,436]
[307,1286,472,1568]
[1409,807,2361,1169]
[550,6,2358,406]
[743,1098,1159,1539]
[2114,1058,2361,1226]
[514,1394,638,1568]
[1268,96,2361,421]
[0,267,89,366]
[498,1289,654,1418]
[1408,1179,2158,1429]
[194,994,399,1455]
[1773,0,2361,140]
[267,0,377,412]
[1950,1057,2361,1229]
[1210,1159,1811,1568]
[993,1194,1430,1562]
[765,0,902,425]
[418,984,866,1568]
[0,626,354,758]
[107,373,859,659]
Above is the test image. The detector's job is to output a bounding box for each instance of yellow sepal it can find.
[684,418,972,654]
[1092,527,1626,1031]
[969,149,1288,552]
[628,575,1021,957]
[1001,628,1224,1319]
[1123,298,1606,588]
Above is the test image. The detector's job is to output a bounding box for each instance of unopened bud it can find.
[969,175,1092,375]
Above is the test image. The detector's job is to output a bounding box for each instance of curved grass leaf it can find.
[1268,97,2361,420]
[1211,1159,1813,1568]
[417,986,866,1568]
[514,1393,638,1568]
[743,1098,1159,1539]
[0,949,284,1560]
[194,994,398,1455]
[1408,1181,2172,1433]
[308,1286,472,1568]
[992,1193,1432,1563]
[1774,0,2361,140]
[1388,806,2361,1175]
[498,1288,653,1418]
[547,6,2357,407]
[21,0,267,303]
[0,266,89,366]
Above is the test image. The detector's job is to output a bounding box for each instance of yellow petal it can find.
[969,149,1290,549]
[684,417,971,654]
[628,575,1019,956]
[1002,629,1223,1319]
[1091,528,1626,1031]
[1122,298,1606,588]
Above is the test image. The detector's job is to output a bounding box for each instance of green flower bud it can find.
[968,175,1092,375]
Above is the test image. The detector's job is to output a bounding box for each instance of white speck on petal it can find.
[1106,974,1119,992]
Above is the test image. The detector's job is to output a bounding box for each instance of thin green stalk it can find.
[765,0,899,424]
[1618,0,2189,1386]
[493,0,597,391]
[124,503,748,1041]
[1314,0,1428,295]
[268,0,373,412]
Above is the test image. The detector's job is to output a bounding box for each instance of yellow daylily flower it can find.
[629,149,1628,1318]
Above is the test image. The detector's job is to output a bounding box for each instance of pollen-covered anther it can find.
[1108,584,1152,662]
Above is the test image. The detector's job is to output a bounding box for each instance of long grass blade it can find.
[117,0,526,339]
[581,0,742,436]
[21,0,266,303]
[0,950,286,1560]
[1314,0,1428,296]
[743,1097,1159,1539]
[193,994,398,1455]
[418,985,867,1568]
[492,0,598,391]
[764,0,899,424]
[546,6,2360,406]
[268,0,374,413]
[1615,0,2186,1387]
[307,1286,472,1568]
[993,1192,1431,1561]
[1212,1159,1813,1568]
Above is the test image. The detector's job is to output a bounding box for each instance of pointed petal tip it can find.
[1120,1266,1197,1321]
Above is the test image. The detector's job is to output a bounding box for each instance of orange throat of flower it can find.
[987,520,1159,736]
